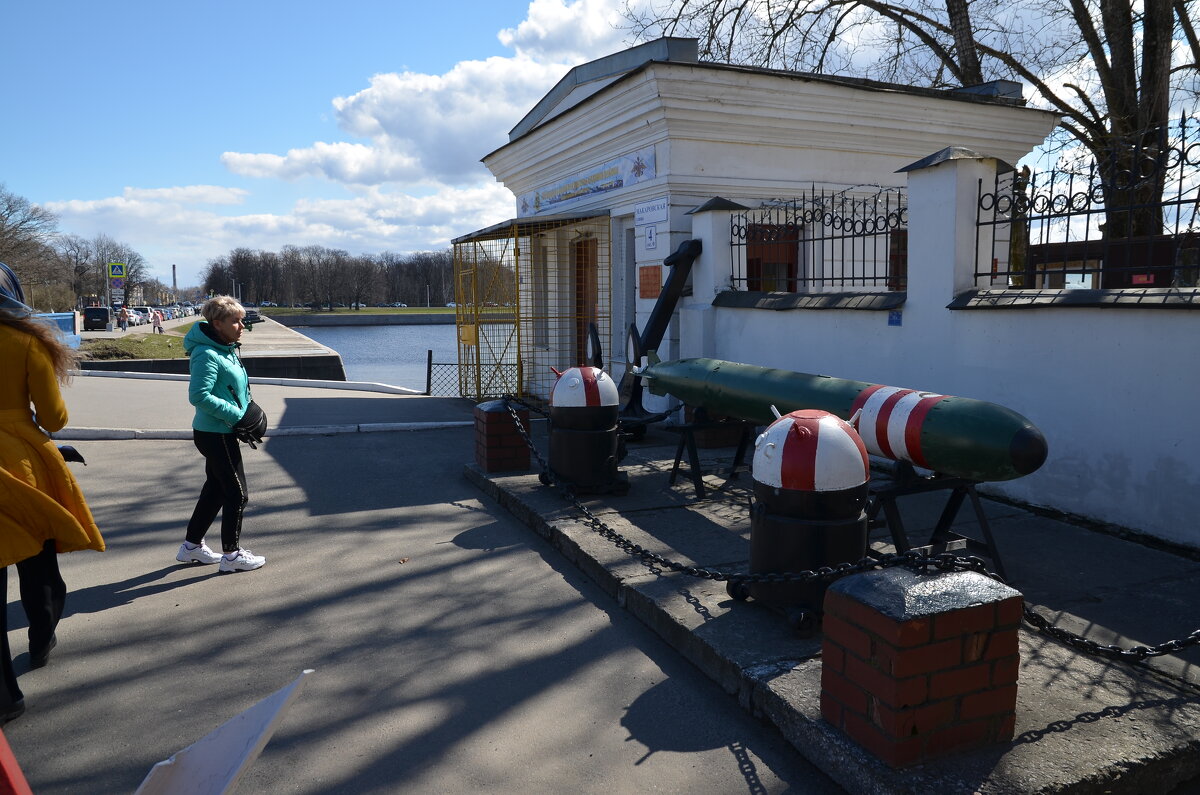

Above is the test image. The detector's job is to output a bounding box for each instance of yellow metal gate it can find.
[452,212,611,402]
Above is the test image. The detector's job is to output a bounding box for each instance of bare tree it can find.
[0,184,59,265]
[625,0,1199,221]
[56,234,98,306]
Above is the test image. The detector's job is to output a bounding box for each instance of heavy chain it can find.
[1020,609,1200,662]
[501,399,1200,664]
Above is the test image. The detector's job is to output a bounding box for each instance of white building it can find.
[455,38,1200,549]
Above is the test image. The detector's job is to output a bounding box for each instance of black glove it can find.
[232,400,269,448]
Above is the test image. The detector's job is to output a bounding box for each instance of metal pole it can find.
[425,349,433,395]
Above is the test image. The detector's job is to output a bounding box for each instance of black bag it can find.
[232,400,269,448]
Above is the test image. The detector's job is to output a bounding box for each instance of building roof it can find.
[501,37,1034,151]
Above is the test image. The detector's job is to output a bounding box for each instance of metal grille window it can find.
[731,187,908,293]
[977,117,1200,290]
[452,212,610,403]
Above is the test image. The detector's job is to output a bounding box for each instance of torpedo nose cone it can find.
[1010,425,1048,476]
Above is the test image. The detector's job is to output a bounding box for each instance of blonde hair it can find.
[0,309,78,385]
[201,295,245,324]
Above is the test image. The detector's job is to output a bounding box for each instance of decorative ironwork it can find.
[730,186,908,293]
[977,116,1200,290]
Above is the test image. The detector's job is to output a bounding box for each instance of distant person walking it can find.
[117,305,129,332]
[0,262,105,725]
[152,309,164,334]
[177,295,268,573]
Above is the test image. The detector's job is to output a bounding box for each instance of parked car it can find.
[391,302,408,307]
[82,307,112,331]
[243,308,263,326]
[445,302,456,307]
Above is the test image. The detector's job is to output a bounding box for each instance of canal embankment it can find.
[79,316,348,381]
[270,312,455,327]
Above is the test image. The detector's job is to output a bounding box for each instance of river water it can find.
[297,324,458,390]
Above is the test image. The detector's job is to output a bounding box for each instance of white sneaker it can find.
[176,541,221,565]
[219,548,266,573]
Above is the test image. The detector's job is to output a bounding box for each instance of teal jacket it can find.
[184,321,252,433]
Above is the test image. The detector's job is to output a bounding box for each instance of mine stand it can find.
[664,408,757,499]
[864,461,1008,579]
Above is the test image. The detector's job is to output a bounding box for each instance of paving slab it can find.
[467,423,1200,794]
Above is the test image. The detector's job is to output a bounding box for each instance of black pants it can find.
[0,568,20,710]
[185,430,247,553]
[15,541,65,656]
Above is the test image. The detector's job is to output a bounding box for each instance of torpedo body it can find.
[638,357,1046,482]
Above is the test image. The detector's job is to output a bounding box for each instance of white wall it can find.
[689,156,1200,549]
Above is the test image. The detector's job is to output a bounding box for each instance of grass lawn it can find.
[260,306,455,316]
[81,323,195,360]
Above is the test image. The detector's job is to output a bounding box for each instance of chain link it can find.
[501,399,1200,664]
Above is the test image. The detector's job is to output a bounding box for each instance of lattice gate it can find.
[452,212,611,403]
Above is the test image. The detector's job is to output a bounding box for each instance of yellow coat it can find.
[0,324,105,565]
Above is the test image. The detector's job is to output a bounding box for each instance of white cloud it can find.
[222,0,634,189]
[498,0,630,62]
[121,186,248,205]
[48,0,640,286]
[45,182,516,286]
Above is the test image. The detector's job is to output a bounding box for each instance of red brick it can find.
[823,641,846,674]
[926,718,994,757]
[961,685,1017,720]
[823,614,872,661]
[996,596,1024,627]
[839,599,931,647]
[481,454,530,472]
[822,667,869,715]
[997,713,1016,741]
[929,664,991,699]
[991,655,1020,686]
[874,637,961,677]
[844,711,924,767]
[985,629,1020,660]
[871,697,957,739]
[933,604,996,640]
[844,654,928,709]
[821,697,844,728]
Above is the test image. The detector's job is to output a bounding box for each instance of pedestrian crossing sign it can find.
[107,263,125,278]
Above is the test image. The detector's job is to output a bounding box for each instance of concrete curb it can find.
[464,462,1200,794]
[53,421,474,441]
[72,369,424,395]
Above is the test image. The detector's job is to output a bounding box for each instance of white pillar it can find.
[903,151,1000,307]
[679,202,739,359]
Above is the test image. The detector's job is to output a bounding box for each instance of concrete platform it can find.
[467,424,1200,794]
[79,315,347,380]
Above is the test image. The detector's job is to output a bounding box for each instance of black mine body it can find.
[547,404,629,495]
[746,481,870,622]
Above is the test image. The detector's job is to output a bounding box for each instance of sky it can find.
[2,0,637,288]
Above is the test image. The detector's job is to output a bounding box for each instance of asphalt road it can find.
[5,425,844,793]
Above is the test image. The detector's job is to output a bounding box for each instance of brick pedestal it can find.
[821,568,1022,767]
[474,400,531,473]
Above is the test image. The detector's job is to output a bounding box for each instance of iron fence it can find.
[730,186,908,293]
[425,352,520,399]
[977,117,1200,290]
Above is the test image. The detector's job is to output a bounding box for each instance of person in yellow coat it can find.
[0,263,104,725]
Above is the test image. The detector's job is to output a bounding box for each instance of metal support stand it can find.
[666,416,756,498]
[866,462,1007,579]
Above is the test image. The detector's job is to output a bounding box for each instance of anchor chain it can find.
[501,398,1200,664]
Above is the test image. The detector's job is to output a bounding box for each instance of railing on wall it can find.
[976,116,1200,290]
[729,186,908,293]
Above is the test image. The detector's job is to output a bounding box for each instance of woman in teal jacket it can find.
[178,296,266,573]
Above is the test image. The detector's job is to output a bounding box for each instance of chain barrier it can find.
[501,399,1200,664]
